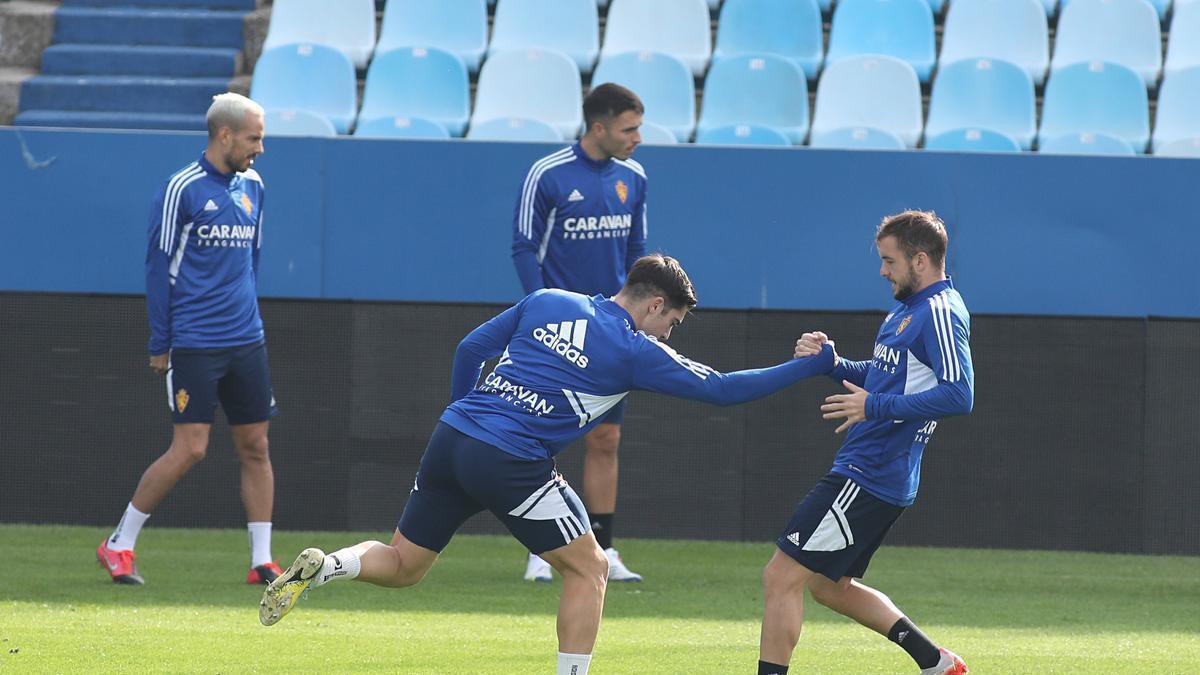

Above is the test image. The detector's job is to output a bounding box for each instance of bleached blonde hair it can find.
[206,92,264,138]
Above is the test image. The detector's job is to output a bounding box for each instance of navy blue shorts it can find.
[166,341,278,425]
[775,473,905,581]
[399,422,592,554]
[598,397,626,425]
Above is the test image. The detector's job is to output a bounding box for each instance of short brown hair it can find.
[876,210,948,268]
[583,83,644,130]
[623,254,697,311]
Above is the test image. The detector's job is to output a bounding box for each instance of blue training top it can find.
[511,143,648,297]
[827,279,975,506]
[443,289,835,460]
[145,153,266,354]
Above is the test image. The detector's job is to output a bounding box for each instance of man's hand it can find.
[821,380,868,434]
[795,332,836,366]
[149,353,169,376]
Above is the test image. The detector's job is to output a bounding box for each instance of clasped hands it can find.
[794,331,868,434]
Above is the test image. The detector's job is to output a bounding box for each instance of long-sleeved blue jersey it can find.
[511,143,648,297]
[145,154,265,354]
[827,279,974,506]
[443,289,835,460]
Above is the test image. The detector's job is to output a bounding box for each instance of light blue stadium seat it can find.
[940,0,1050,85]
[592,51,695,142]
[261,0,375,69]
[1060,0,1170,20]
[601,0,712,77]
[809,126,906,149]
[826,0,936,83]
[694,124,792,146]
[638,120,678,145]
[811,54,924,147]
[1154,137,1200,158]
[467,117,564,141]
[926,57,1037,150]
[489,0,599,74]
[263,109,336,137]
[925,128,1022,152]
[1152,66,1200,152]
[713,0,824,81]
[378,0,488,74]
[251,44,357,134]
[1039,131,1137,155]
[1051,0,1162,88]
[358,47,470,137]
[1038,61,1150,152]
[697,54,810,144]
[472,49,583,140]
[1165,1,1200,79]
[353,115,451,139]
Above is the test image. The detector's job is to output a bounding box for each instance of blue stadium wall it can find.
[1,127,1197,317]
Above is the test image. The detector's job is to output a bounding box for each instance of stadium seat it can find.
[262,109,337,137]
[694,124,792,146]
[1151,66,1200,152]
[1165,0,1200,79]
[696,54,810,145]
[924,128,1023,152]
[591,51,696,142]
[251,44,357,134]
[1038,61,1150,152]
[1038,131,1137,155]
[601,0,712,77]
[826,0,937,83]
[712,0,824,81]
[809,126,906,150]
[940,0,1050,85]
[637,120,678,145]
[489,0,599,74]
[467,117,564,141]
[261,0,375,69]
[353,115,451,139]
[811,55,924,148]
[472,49,583,140]
[377,0,489,74]
[925,57,1037,150]
[1051,0,1162,88]
[1060,0,1170,20]
[1154,137,1200,158]
[357,47,470,137]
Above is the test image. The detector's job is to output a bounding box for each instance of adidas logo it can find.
[567,189,584,202]
[787,532,800,546]
[897,630,909,643]
[532,320,589,368]
[203,199,219,211]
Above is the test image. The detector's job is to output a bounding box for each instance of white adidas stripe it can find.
[929,292,961,382]
[518,147,573,239]
[614,157,646,179]
[160,163,203,253]
[536,207,558,263]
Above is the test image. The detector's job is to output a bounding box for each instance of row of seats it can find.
[252,41,1200,157]
[263,0,1200,89]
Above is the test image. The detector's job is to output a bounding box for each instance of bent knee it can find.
[170,440,208,464]
[808,576,851,607]
[586,425,621,453]
[237,436,270,461]
[762,554,808,595]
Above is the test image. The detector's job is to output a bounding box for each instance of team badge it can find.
[615,179,628,204]
[896,315,912,335]
[240,193,254,216]
[175,388,190,413]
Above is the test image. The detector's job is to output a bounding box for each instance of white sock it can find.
[312,547,361,587]
[108,503,150,551]
[247,522,273,567]
[556,652,592,675]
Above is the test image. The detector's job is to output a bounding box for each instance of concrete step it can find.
[14,109,207,130]
[20,75,231,114]
[42,44,241,78]
[53,7,248,49]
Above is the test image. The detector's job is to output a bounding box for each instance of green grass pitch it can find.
[1,525,1197,673]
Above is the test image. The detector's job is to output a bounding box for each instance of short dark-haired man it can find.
[262,255,838,675]
[758,211,974,675]
[511,82,649,582]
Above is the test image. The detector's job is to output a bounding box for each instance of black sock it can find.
[757,660,787,675]
[591,513,614,550]
[887,617,941,669]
